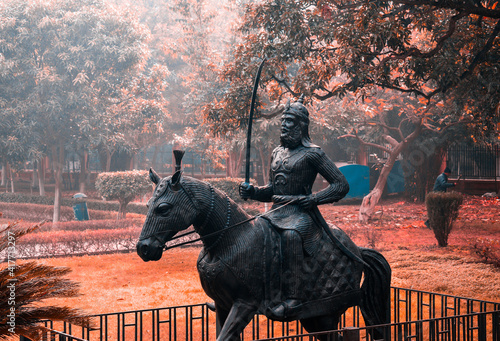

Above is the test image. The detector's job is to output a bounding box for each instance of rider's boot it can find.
[268,230,303,319]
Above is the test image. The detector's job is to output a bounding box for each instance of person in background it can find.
[432,167,456,192]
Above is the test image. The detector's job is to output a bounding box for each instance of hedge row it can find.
[2,227,141,258]
[0,202,145,222]
[0,225,200,259]
[2,218,142,232]
[0,192,148,214]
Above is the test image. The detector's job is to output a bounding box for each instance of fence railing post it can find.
[478,313,487,341]
[493,311,500,341]
[342,327,360,341]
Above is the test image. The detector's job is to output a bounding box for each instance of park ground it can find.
[34,194,500,315]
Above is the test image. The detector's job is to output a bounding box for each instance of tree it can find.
[95,170,152,219]
[0,0,162,222]
[205,0,499,220]
[0,221,90,340]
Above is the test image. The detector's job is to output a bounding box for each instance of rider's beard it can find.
[280,124,302,149]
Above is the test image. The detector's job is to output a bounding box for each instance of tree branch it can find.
[384,134,399,148]
[377,11,467,71]
[389,0,500,19]
[338,133,393,154]
[455,18,500,88]
[333,0,500,18]
[360,121,405,140]
[260,103,285,119]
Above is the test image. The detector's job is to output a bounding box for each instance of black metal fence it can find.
[447,144,500,179]
[41,287,500,341]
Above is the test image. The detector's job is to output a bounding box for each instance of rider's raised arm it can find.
[309,148,349,205]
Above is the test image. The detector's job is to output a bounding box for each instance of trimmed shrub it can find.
[425,191,463,247]
[205,177,257,204]
[95,170,152,219]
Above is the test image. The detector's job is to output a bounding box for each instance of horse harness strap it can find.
[163,197,298,251]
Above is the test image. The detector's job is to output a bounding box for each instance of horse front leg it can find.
[216,300,257,341]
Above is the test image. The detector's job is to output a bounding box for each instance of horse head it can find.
[137,168,202,261]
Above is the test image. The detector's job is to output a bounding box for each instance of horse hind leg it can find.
[359,247,392,341]
[216,300,258,341]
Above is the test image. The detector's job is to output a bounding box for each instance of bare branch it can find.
[360,121,404,140]
[384,134,399,148]
[338,133,393,154]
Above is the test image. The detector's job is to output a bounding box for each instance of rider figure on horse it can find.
[240,95,350,319]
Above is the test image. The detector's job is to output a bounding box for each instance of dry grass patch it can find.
[37,248,209,314]
[386,249,500,302]
[32,246,500,316]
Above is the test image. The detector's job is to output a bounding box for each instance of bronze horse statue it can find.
[137,168,391,341]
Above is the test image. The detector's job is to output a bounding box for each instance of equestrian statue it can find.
[137,67,391,341]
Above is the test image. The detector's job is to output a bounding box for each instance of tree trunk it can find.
[258,147,269,184]
[105,149,112,172]
[118,200,128,220]
[359,146,404,222]
[79,150,88,193]
[9,165,15,193]
[38,157,46,196]
[226,155,232,177]
[1,162,5,187]
[131,152,138,170]
[32,160,38,189]
[53,143,65,224]
[152,145,159,170]
[227,149,244,178]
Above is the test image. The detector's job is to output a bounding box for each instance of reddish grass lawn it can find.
[10,194,499,315]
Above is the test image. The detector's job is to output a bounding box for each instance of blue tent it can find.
[338,164,370,199]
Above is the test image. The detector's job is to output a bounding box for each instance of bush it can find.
[95,170,152,219]
[471,238,500,268]
[425,191,463,247]
[205,177,256,204]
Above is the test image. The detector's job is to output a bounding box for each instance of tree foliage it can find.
[0,0,168,220]
[202,0,499,220]
[95,170,151,219]
[209,0,499,138]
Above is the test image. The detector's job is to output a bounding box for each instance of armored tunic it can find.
[252,145,349,255]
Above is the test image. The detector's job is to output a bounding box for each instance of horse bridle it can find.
[141,180,301,252]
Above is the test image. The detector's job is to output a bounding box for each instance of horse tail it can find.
[359,247,391,338]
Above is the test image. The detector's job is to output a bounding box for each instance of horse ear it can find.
[149,168,161,185]
[171,170,182,191]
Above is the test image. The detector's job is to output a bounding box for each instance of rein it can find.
[162,199,297,251]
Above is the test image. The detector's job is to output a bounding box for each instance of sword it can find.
[243,58,266,189]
